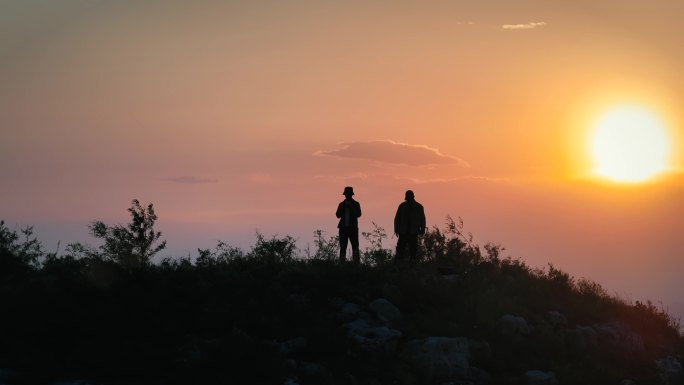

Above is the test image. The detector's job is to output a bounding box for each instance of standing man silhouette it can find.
[336,186,362,263]
[394,190,426,263]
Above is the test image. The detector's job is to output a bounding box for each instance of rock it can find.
[369,298,402,327]
[498,314,532,336]
[278,337,308,355]
[655,356,682,382]
[545,311,568,328]
[401,337,470,382]
[346,318,373,336]
[571,325,598,350]
[337,302,362,322]
[594,322,644,353]
[345,318,402,353]
[524,370,558,385]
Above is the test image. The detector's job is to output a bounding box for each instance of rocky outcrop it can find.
[525,370,558,385]
[369,298,402,327]
[655,356,682,384]
[401,337,470,382]
[499,314,532,337]
[345,318,402,354]
[545,311,567,328]
[277,337,308,355]
[593,322,645,354]
[570,325,599,350]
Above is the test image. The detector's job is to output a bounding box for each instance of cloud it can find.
[400,176,511,184]
[315,173,508,185]
[162,176,218,184]
[315,140,470,167]
[502,21,547,30]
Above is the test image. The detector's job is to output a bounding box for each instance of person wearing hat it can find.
[394,190,426,262]
[336,186,362,263]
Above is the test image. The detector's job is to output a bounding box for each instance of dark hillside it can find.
[0,207,681,385]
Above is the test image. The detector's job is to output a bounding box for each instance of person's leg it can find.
[395,235,407,262]
[408,234,419,261]
[339,228,349,262]
[350,228,360,263]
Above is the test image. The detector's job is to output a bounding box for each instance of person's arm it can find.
[336,202,344,218]
[394,205,401,236]
[355,201,362,218]
[419,206,426,235]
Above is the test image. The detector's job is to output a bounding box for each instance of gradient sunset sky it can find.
[2,1,683,317]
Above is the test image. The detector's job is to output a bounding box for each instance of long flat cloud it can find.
[502,21,547,30]
[315,140,469,167]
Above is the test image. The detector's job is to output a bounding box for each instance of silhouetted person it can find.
[394,190,426,263]
[336,186,362,263]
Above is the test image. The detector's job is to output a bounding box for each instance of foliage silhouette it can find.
[361,222,393,266]
[0,220,43,269]
[0,205,682,385]
[307,229,339,261]
[68,199,166,269]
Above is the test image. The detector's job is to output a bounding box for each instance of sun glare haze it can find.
[590,106,671,183]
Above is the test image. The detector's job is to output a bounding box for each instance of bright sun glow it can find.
[590,106,671,183]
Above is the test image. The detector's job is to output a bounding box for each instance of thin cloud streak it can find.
[314,173,509,185]
[502,22,547,30]
[315,140,470,167]
[401,176,512,184]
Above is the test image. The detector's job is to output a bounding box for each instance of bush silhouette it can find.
[69,199,166,269]
[0,202,682,385]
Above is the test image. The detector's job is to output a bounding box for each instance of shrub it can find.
[307,229,339,261]
[68,199,166,269]
[361,222,393,266]
[249,232,297,263]
[0,220,43,269]
[196,241,245,267]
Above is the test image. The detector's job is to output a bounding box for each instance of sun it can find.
[590,106,671,183]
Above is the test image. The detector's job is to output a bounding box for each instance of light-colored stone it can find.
[655,356,682,382]
[345,318,402,353]
[401,337,470,381]
[572,325,598,350]
[338,302,362,322]
[594,322,644,353]
[499,314,532,336]
[525,370,558,385]
[278,337,308,355]
[545,311,568,328]
[369,298,402,327]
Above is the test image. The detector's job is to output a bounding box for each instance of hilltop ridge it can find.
[0,205,682,385]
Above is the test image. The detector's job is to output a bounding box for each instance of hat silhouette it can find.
[405,190,415,199]
[343,186,355,196]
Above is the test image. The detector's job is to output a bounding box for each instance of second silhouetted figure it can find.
[336,186,362,263]
[394,190,426,262]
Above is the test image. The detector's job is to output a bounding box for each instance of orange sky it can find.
[2,0,683,318]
